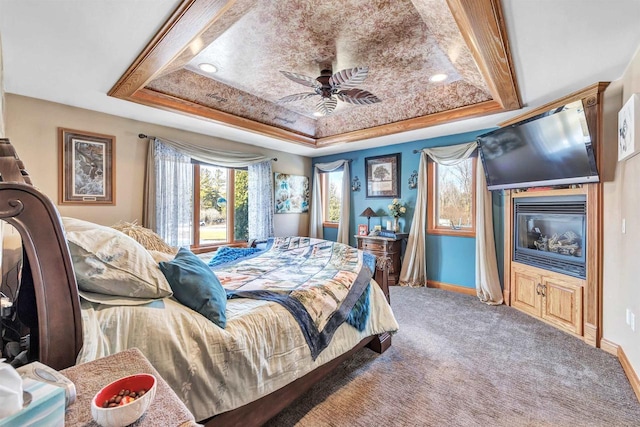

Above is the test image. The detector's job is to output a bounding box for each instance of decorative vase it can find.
[393,217,399,232]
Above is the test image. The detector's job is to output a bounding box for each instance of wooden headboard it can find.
[0,139,82,370]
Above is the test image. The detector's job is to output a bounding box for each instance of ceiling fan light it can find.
[198,63,218,73]
[429,73,447,82]
[313,111,323,117]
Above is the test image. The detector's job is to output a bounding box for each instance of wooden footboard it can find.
[203,333,389,426]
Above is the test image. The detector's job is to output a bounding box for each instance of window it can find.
[321,170,343,228]
[193,164,248,250]
[427,157,476,237]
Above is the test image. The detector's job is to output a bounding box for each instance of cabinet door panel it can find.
[511,268,541,317]
[542,277,583,335]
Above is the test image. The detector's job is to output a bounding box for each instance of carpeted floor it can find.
[265,286,640,427]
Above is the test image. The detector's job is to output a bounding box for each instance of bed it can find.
[0,141,398,425]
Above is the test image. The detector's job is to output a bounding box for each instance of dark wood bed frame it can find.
[0,139,392,426]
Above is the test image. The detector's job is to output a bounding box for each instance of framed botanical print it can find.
[365,153,401,198]
[59,128,115,204]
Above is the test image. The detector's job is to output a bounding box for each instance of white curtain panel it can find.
[399,141,502,304]
[148,139,193,247]
[399,150,428,286]
[248,160,274,241]
[475,161,503,304]
[151,136,271,167]
[309,160,350,244]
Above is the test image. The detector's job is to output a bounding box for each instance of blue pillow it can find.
[159,247,227,328]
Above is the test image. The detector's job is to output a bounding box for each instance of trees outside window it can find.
[194,164,248,250]
[322,171,343,227]
[427,157,476,237]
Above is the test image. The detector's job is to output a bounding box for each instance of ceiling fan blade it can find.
[336,89,381,105]
[316,97,338,115]
[329,66,369,89]
[278,92,317,103]
[280,71,320,89]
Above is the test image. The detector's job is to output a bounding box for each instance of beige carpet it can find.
[265,286,640,427]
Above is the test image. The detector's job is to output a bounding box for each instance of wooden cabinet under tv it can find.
[511,262,584,336]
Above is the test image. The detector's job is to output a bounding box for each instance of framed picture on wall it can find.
[618,93,639,161]
[365,153,401,198]
[274,173,309,213]
[59,128,115,205]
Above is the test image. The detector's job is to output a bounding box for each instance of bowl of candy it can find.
[91,374,157,427]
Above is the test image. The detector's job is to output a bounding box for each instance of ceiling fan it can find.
[277,66,381,116]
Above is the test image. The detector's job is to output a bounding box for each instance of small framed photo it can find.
[365,153,401,198]
[358,224,368,236]
[618,93,639,162]
[59,128,115,205]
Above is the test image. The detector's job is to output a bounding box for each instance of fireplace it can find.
[513,195,586,278]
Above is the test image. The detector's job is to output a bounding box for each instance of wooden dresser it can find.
[355,233,408,286]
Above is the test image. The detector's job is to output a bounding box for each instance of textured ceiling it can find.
[110,0,520,148]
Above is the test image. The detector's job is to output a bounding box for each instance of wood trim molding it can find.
[446,0,521,110]
[498,82,610,127]
[132,89,318,147]
[599,337,619,356]
[618,345,640,403]
[108,0,521,147]
[427,280,477,296]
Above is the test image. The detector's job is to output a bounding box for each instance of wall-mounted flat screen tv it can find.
[477,100,599,190]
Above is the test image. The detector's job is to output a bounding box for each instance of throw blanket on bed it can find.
[212,237,373,359]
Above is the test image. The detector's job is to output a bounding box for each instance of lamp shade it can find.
[360,207,377,218]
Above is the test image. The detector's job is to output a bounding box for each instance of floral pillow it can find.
[62,217,173,305]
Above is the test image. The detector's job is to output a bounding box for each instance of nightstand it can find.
[355,233,408,286]
[61,348,198,426]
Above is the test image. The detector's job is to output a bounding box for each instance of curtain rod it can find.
[138,133,277,161]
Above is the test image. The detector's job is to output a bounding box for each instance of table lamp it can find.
[359,207,377,231]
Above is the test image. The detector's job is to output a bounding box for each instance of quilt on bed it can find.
[212,237,373,359]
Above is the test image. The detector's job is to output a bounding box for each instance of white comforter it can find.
[77,281,398,422]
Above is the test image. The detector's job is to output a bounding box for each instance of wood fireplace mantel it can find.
[501,82,609,348]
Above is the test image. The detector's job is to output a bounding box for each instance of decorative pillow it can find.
[159,248,227,328]
[62,217,173,304]
[110,221,177,254]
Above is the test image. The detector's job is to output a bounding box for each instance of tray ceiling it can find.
[109,0,520,149]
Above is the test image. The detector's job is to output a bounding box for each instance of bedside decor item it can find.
[358,224,368,236]
[59,128,115,205]
[408,170,418,189]
[618,93,639,161]
[365,153,400,198]
[274,173,309,213]
[91,373,157,427]
[360,207,377,231]
[351,176,361,192]
[388,198,406,232]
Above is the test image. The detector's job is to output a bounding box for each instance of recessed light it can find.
[198,63,218,73]
[429,73,447,82]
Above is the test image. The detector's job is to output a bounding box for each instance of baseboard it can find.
[427,280,476,296]
[617,345,640,403]
[599,337,618,356]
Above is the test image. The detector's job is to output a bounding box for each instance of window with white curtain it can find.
[427,157,476,237]
[321,170,343,227]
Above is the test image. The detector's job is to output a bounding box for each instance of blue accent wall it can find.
[313,129,502,290]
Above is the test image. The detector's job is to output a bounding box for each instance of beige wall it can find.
[5,94,311,236]
[602,45,640,376]
[0,32,4,138]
